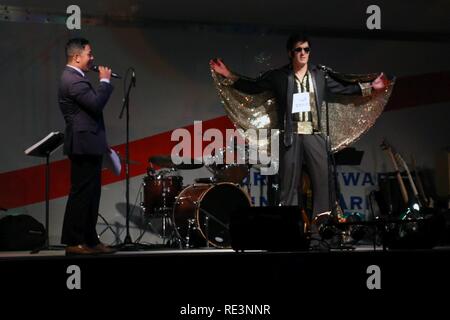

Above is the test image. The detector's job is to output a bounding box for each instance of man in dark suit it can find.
[59,38,115,255]
[210,33,386,223]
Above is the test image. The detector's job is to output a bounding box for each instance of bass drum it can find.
[172,183,252,248]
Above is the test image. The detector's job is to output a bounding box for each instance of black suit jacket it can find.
[233,64,361,146]
[58,66,113,155]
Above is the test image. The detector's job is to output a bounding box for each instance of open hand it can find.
[372,72,387,90]
[209,58,231,78]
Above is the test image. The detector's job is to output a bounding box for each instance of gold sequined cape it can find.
[211,68,395,154]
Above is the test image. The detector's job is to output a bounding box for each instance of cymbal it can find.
[148,155,204,170]
[148,155,174,168]
[118,156,141,165]
[174,163,204,170]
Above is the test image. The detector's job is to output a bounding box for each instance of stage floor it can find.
[0,244,390,258]
[1,244,449,314]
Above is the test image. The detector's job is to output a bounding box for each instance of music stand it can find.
[334,147,364,166]
[24,131,64,252]
[322,147,366,249]
[329,147,365,212]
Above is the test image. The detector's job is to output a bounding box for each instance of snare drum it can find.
[205,147,250,184]
[211,163,250,184]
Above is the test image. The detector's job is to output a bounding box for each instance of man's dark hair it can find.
[286,33,311,52]
[65,38,90,60]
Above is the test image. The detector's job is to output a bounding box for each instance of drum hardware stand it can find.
[199,207,228,230]
[159,176,175,245]
[161,212,168,244]
[134,181,155,244]
[135,207,175,247]
[97,212,120,244]
[185,218,196,248]
[133,210,177,248]
[160,210,174,246]
[133,206,158,245]
[199,207,229,248]
[139,181,146,213]
[204,215,210,248]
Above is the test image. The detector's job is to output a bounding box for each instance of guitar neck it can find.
[386,149,409,205]
[411,157,429,207]
[397,154,422,207]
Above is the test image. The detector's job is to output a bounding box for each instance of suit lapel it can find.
[309,65,322,131]
[284,69,295,146]
[286,71,295,118]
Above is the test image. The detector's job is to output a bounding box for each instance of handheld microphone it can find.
[317,64,334,73]
[90,65,122,79]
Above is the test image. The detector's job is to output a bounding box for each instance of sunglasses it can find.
[292,47,310,54]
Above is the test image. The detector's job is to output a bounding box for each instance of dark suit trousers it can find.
[61,154,103,246]
[279,134,333,219]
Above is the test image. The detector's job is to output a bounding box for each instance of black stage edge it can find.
[1,248,450,314]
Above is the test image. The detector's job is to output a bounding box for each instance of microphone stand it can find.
[321,67,353,250]
[322,68,340,220]
[115,68,148,251]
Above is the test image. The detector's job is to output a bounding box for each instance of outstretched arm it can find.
[210,58,275,94]
[327,72,387,97]
[209,58,239,81]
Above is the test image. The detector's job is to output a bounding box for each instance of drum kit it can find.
[140,150,252,248]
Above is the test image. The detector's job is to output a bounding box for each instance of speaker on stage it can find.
[0,215,46,251]
[230,206,309,252]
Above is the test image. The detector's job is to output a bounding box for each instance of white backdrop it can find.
[1,20,449,245]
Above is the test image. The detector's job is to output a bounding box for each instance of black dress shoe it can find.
[65,244,97,256]
[90,243,117,254]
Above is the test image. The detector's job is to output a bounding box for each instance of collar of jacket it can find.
[64,65,86,78]
[284,63,322,141]
[280,63,320,73]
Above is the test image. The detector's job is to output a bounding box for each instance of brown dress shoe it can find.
[90,243,117,254]
[65,244,96,256]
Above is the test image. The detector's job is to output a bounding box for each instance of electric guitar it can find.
[393,147,434,214]
[393,152,422,209]
[380,139,409,207]
[411,156,434,209]
[380,139,423,238]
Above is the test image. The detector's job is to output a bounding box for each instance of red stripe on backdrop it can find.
[385,71,450,111]
[0,116,234,209]
[2,71,450,209]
